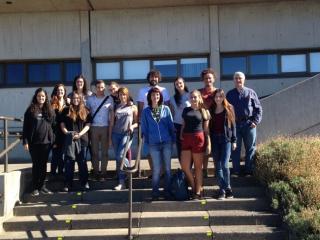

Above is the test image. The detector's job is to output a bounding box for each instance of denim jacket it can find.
[210,109,237,144]
[141,105,175,145]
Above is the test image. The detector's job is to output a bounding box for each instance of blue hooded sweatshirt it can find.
[141,105,175,145]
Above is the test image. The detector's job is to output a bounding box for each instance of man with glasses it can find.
[226,72,262,176]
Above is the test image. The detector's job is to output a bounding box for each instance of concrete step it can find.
[21,186,266,204]
[0,226,286,240]
[14,198,271,216]
[43,175,260,191]
[3,210,281,231]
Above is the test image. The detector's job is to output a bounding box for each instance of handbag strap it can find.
[91,95,110,121]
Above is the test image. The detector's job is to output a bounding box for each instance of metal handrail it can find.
[120,128,143,240]
[0,116,23,173]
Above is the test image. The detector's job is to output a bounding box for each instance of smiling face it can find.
[214,92,224,106]
[203,73,215,88]
[57,86,65,99]
[148,75,159,87]
[36,91,46,106]
[119,92,128,104]
[72,93,81,106]
[233,72,245,89]
[95,82,105,96]
[108,84,118,97]
[174,78,185,92]
[76,78,85,90]
[151,92,160,105]
[190,92,200,107]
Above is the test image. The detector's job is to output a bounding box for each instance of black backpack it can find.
[171,169,189,201]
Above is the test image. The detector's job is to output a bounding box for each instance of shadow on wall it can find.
[257,73,320,143]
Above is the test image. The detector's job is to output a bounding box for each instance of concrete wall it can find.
[90,6,211,57]
[0,12,81,60]
[219,0,320,52]
[258,74,320,143]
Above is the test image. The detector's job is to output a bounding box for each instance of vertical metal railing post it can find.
[3,119,8,173]
[128,171,133,240]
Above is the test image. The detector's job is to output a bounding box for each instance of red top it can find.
[199,87,216,109]
[212,111,225,135]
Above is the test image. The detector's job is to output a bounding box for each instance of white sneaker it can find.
[31,190,39,196]
[114,184,125,191]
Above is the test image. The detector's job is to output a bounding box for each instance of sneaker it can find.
[114,184,126,191]
[63,186,69,192]
[31,190,39,196]
[83,182,90,190]
[230,172,240,178]
[225,188,234,199]
[40,186,53,194]
[217,191,226,200]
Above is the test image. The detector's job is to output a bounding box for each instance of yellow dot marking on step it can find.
[77,192,82,196]
[206,231,213,237]
[201,200,207,205]
[65,219,72,224]
[72,204,77,209]
[57,237,63,240]
[203,215,209,220]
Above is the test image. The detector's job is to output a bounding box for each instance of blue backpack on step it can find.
[171,169,189,201]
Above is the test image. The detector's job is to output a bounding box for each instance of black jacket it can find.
[210,109,237,143]
[22,107,55,145]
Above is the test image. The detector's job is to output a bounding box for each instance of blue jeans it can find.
[231,122,257,174]
[149,142,172,197]
[51,146,64,175]
[211,134,231,191]
[64,146,88,187]
[112,132,131,185]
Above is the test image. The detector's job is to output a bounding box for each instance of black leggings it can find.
[29,144,51,191]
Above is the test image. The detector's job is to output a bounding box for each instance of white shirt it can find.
[137,85,170,109]
[170,92,191,125]
[86,95,114,127]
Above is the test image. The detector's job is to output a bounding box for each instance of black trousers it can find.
[29,144,51,191]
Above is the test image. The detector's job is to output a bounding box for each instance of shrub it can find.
[256,136,320,239]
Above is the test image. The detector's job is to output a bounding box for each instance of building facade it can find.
[0,0,319,158]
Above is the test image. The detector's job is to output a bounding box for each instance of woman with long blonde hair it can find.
[180,89,210,199]
[210,89,236,200]
[60,92,91,192]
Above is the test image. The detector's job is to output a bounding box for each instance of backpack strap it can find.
[91,95,110,122]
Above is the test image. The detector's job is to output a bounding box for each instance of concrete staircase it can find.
[0,168,286,240]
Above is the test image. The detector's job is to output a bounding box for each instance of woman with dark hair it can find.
[141,87,175,201]
[110,87,138,190]
[170,77,190,161]
[23,88,55,196]
[67,74,92,105]
[210,89,237,200]
[60,92,91,192]
[50,84,68,176]
[180,90,210,199]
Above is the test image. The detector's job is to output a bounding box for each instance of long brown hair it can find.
[211,89,235,128]
[68,92,89,122]
[51,84,67,112]
[190,89,210,121]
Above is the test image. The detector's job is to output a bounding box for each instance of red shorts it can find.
[181,132,205,153]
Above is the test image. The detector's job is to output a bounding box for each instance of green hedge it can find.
[255,137,320,240]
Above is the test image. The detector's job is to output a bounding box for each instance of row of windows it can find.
[221,52,320,78]
[0,61,81,86]
[95,57,208,81]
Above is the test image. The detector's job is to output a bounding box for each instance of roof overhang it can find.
[0,0,303,13]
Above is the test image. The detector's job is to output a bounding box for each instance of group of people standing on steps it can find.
[22,68,262,201]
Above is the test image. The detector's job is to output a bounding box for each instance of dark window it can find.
[180,58,208,78]
[0,64,4,85]
[6,64,24,85]
[29,63,61,83]
[222,57,247,75]
[249,55,278,75]
[153,60,177,78]
[65,62,81,82]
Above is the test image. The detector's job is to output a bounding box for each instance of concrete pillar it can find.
[80,11,93,84]
[209,6,221,88]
